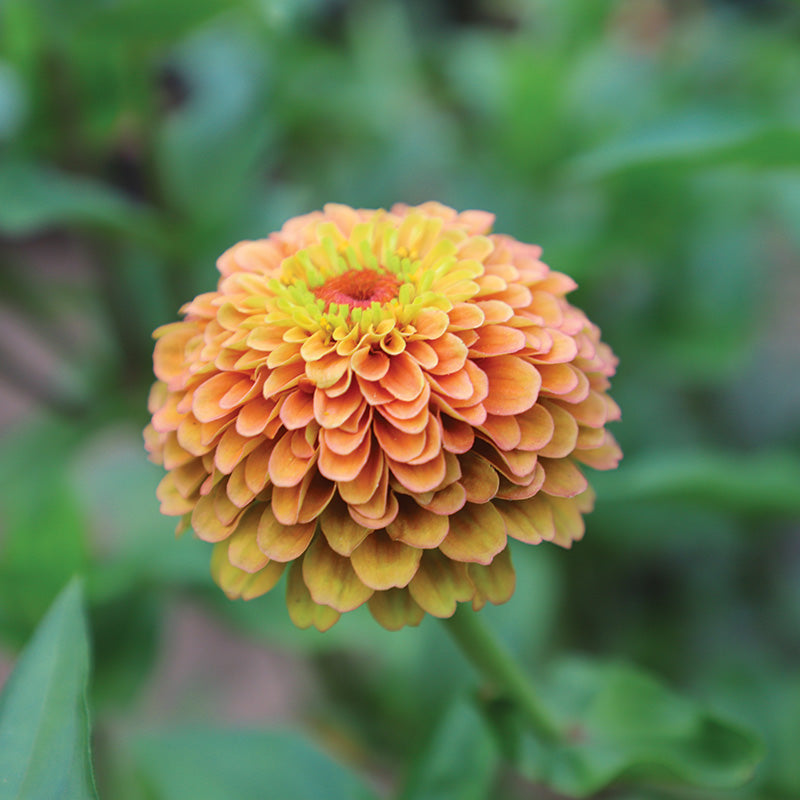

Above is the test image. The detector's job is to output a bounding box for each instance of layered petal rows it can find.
[145,202,621,630]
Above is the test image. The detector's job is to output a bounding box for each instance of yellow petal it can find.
[286,560,340,631]
[257,506,316,562]
[320,497,370,555]
[386,496,449,548]
[301,535,374,612]
[468,547,515,608]
[439,502,507,564]
[227,509,269,572]
[408,551,474,617]
[211,542,285,600]
[495,497,554,544]
[458,452,500,503]
[368,588,424,630]
[350,532,422,590]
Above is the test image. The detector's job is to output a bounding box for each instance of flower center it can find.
[313,269,400,309]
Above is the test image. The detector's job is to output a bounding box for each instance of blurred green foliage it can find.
[0,0,799,797]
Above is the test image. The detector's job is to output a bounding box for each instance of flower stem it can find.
[441,604,562,744]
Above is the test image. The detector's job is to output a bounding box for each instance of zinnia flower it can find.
[144,202,621,631]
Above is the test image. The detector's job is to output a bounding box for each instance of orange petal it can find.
[386,496,449,548]
[171,458,207,497]
[337,446,384,504]
[470,325,526,357]
[380,351,426,401]
[420,481,468,515]
[279,389,315,430]
[226,462,256,508]
[153,324,194,383]
[408,551,474,618]
[458,452,500,503]
[215,427,261,475]
[405,339,438,370]
[540,458,587,498]
[349,491,399,529]
[439,502,507,564]
[296,471,336,523]
[156,473,195,516]
[538,363,580,396]
[244,441,273,494]
[350,532,422,590]
[479,414,521,451]
[235,397,277,437]
[559,391,607,428]
[387,450,446,494]
[191,491,240,542]
[286,560,340,631]
[302,535,374,612]
[494,462,545,500]
[193,373,246,422]
[537,401,578,459]
[367,589,424,630]
[374,414,428,461]
[517,404,554,451]
[479,355,541,416]
[314,382,363,429]
[268,430,315,487]
[441,414,475,453]
[574,433,623,471]
[320,497,370,556]
[256,506,315,561]
[448,302,485,331]
[263,361,307,397]
[412,307,449,339]
[351,346,390,380]
[318,431,372,482]
[305,352,349,389]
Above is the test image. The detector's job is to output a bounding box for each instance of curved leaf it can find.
[519,658,763,797]
[0,578,98,800]
[133,727,377,800]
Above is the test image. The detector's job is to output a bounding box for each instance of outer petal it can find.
[439,502,507,564]
[350,532,422,590]
[408,551,474,617]
[211,542,285,601]
[286,560,340,631]
[368,588,425,630]
[302,535,374,612]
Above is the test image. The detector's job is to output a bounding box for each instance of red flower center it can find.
[314,269,400,308]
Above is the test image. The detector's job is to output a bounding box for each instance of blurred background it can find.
[0,0,799,797]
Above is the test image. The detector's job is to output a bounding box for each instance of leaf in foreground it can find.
[0,578,98,800]
[133,727,377,800]
[519,658,763,798]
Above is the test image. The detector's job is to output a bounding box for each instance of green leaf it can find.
[593,450,800,517]
[0,160,153,236]
[0,578,98,800]
[571,113,800,180]
[518,658,763,797]
[156,22,274,223]
[133,727,378,800]
[401,696,499,800]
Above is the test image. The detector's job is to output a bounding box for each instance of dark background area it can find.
[0,0,799,797]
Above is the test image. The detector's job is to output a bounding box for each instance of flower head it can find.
[145,202,621,630]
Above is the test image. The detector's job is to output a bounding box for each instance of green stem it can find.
[442,604,562,744]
